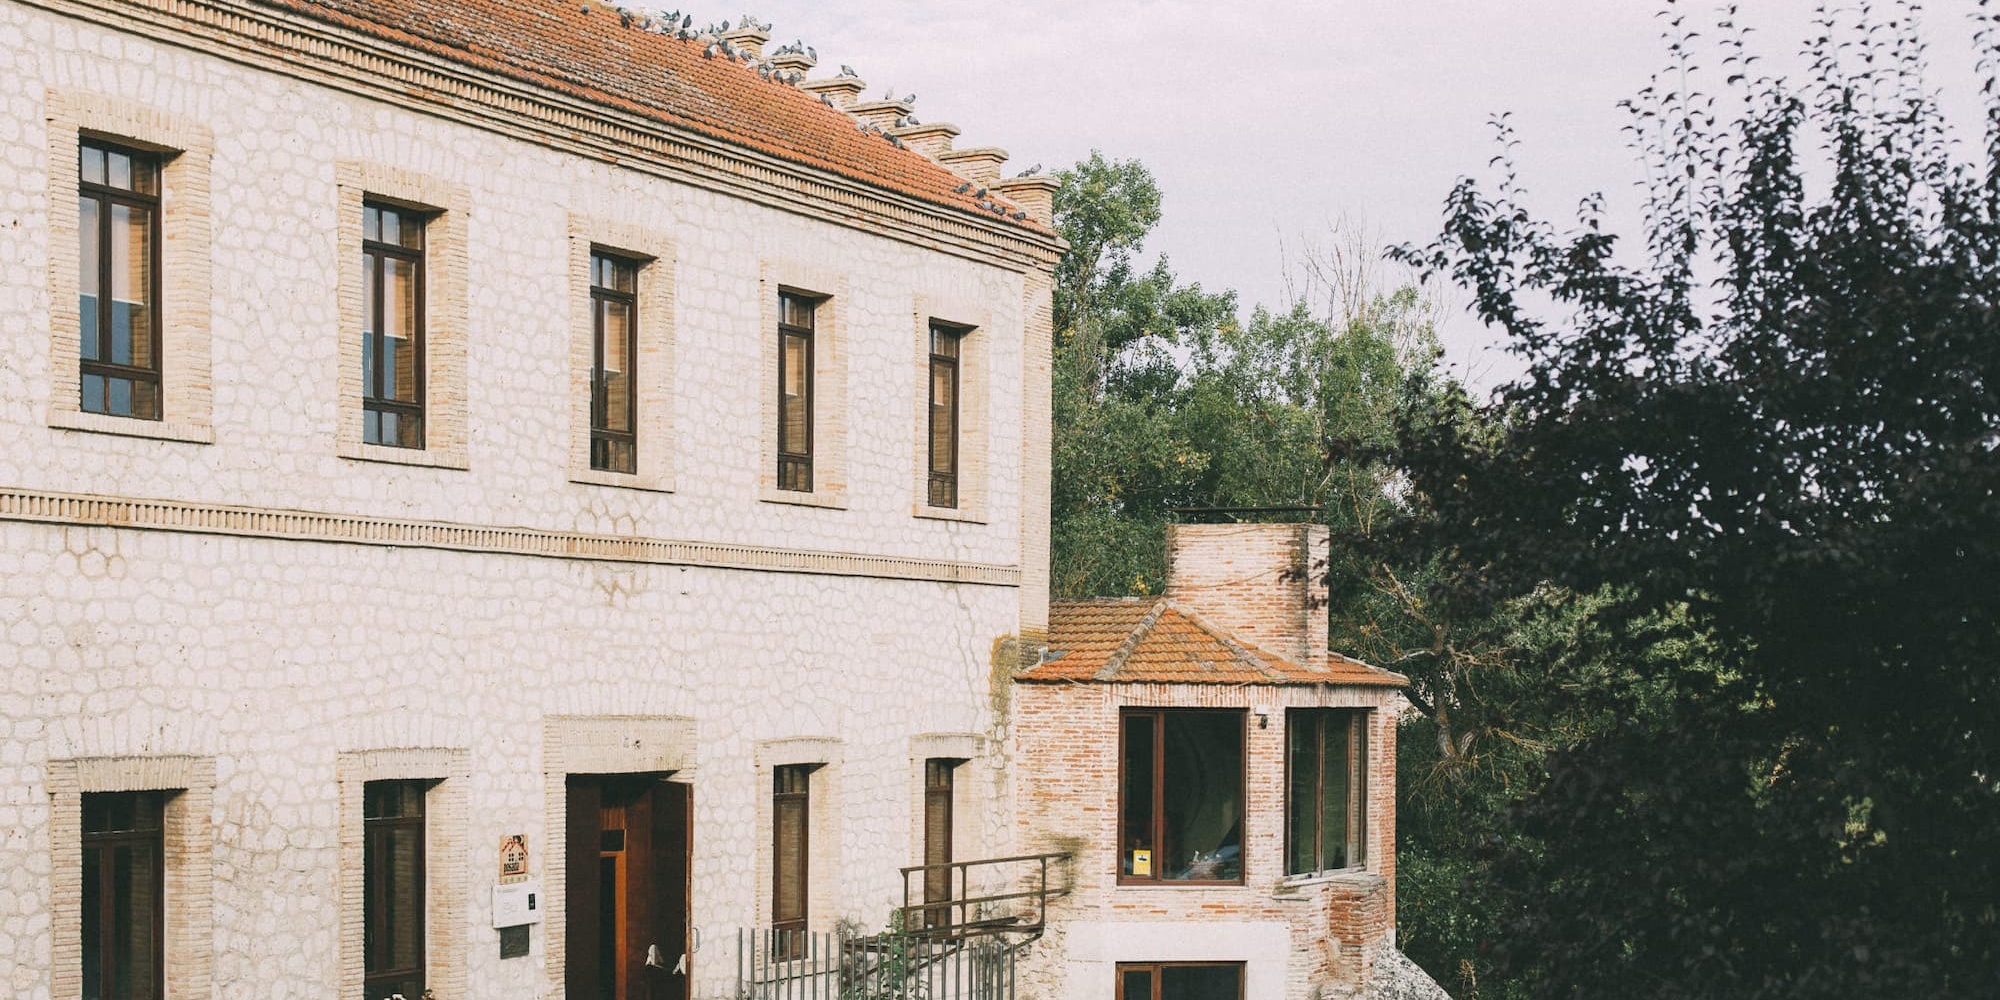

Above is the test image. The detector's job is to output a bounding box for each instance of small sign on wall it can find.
[498,834,530,884]
[1131,849,1152,877]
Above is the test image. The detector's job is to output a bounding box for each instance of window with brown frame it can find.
[1286,709,1369,876]
[589,251,640,474]
[363,780,427,1000]
[1116,962,1246,1000]
[926,323,965,508]
[771,764,813,959]
[81,791,166,1000]
[776,293,816,492]
[922,758,958,928]
[77,140,163,421]
[361,202,426,449]
[1119,709,1246,884]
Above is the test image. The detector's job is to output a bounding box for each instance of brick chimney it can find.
[993,175,1057,224]
[937,146,1009,185]
[800,75,867,109]
[720,23,770,58]
[1165,523,1330,669]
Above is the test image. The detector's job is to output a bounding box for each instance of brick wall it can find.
[1013,680,1400,999]
[1166,524,1331,669]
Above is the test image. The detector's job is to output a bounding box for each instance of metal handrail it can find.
[895,851,1070,940]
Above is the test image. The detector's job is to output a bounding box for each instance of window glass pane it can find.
[930,325,961,358]
[82,374,106,414]
[107,149,132,191]
[780,293,814,329]
[1162,713,1243,881]
[81,145,107,186]
[930,358,956,476]
[780,332,809,454]
[1321,714,1351,871]
[773,798,806,922]
[382,257,419,403]
[1352,716,1369,866]
[1287,712,1322,875]
[109,203,153,369]
[600,300,633,432]
[81,793,164,1000]
[1160,964,1242,1000]
[1120,968,1155,1000]
[363,205,381,243]
[1120,714,1155,877]
[79,197,100,359]
[593,254,636,293]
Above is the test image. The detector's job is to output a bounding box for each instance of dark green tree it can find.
[1389,4,2000,996]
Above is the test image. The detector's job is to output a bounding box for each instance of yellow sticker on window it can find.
[1131,849,1151,876]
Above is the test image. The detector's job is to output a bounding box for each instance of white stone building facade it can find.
[0,1,1060,998]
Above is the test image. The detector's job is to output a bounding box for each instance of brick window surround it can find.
[42,89,215,445]
[540,715,697,992]
[757,261,848,508]
[907,732,986,896]
[909,297,991,523]
[335,161,470,469]
[753,737,843,933]
[45,755,216,1000]
[567,216,677,492]
[336,749,469,1000]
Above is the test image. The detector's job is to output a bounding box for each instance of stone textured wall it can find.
[1012,681,1399,1000]
[1166,524,1332,669]
[0,2,1046,999]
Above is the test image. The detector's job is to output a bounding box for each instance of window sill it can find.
[570,468,673,494]
[337,440,469,470]
[912,502,987,524]
[1114,879,1248,890]
[47,408,214,444]
[1274,869,1382,894]
[758,485,848,510]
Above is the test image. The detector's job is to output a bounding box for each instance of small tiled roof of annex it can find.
[1020,599,1408,687]
[257,0,1046,235]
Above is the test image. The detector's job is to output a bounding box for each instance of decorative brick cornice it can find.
[18,0,1062,271]
[0,486,1022,586]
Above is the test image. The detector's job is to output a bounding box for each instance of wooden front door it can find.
[566,775,692,1000]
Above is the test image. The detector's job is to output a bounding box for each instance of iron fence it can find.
[733,927,1016,1000]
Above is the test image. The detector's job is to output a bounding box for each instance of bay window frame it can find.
[1116,708,1248,886]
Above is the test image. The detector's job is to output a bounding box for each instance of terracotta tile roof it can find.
[1020,599,1408,687]
[256,0,1047,235]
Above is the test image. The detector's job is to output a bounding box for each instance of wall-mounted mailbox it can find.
[492,879,544,929]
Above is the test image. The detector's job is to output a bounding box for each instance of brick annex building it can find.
[0,1,1444,998]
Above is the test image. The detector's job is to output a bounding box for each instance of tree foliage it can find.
[1388,4,2000,996]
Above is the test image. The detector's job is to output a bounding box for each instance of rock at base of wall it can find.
[1366,945,1453,1000]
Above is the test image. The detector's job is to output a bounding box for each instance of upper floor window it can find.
[1286,709,1369,876]
[78,141,162,421]
[927,323,965,508]
[364,780,427,1000]
[1119,709,1245,884]
[776,293,816,492]
[361,202,426,449]
[589,252,640,474]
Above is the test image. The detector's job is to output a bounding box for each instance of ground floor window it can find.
[82,791,166,1000]
[363,780,427,1000]
[1117,962,1245,1000]
[1285,709,1369,876]
[1119,709,1246,883]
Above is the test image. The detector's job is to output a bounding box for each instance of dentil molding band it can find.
[0,487,1022,586]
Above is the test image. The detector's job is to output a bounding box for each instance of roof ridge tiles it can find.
[251,0,1052,236]
[1093,598,1169,682]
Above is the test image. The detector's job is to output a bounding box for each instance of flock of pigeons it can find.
[579,5,1044,220]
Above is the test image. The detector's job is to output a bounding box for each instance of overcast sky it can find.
[649,1,1992,388]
